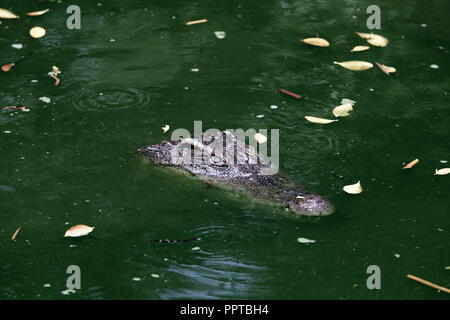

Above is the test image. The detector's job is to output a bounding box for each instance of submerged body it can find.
[139,131,334,216]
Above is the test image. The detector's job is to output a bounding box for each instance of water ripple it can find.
[69,87,152,112]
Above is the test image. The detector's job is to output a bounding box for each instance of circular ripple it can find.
[70,87,152,112]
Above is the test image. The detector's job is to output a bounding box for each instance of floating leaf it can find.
[25,9,49,16]
[305,116,338,124]
[332,104,353,117]
[355,32,389,47]
[301,37,330,47]
[64,225,94,237]
[341,98,356,106]
[2,63,14,72]
[343,181,363,194]
[162,125,170,133]
[351,45,370,52]
[297,237,316,244]
[0,8,19,19]
[402,158,419,169]
[29,26,46,39]
[39,96,51,103]
[435,168,450,175]
[214,31,226,39]
[334,61,373,71]
[11,227,21,241]
[376,62,396,75]
[254,133,267,144]
[186,19,207,26]
[279,89,301,99]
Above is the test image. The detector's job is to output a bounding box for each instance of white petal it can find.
[332,104,353,117]
[305,116,338,124]
[343,181,363,194]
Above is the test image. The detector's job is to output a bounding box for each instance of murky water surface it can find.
[0,0,449,299]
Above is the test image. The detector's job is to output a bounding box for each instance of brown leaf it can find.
[11,227,21,241]
[402,158,419,169]
[279,89,301,99]
[2,63,14,72]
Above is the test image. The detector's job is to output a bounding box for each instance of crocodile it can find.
[138,130,334,216]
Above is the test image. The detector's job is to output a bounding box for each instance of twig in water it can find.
[407,274,450,294]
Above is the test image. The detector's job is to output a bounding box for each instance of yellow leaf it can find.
[334,61,373,71]
[64,225,94,237]
[355,32,389,47]
[332,104,353,117]
[301,38,330,47]
[343,181,363,194]
[25,9,49,16]
[29,26,46,39]
[0,8,19,19]
[435,168,450,175]
[254,133,267,143]
[376,62,396,75]
[350,45,370,52]
[305,116,338,124]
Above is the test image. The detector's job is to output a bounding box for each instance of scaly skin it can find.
[139,131,334,216]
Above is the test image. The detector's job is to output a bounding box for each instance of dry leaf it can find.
[279,89,301,99]
[0,8,19,19]
[2,63,14,72]
[341,98,356,106]
[376,62,396,75]
[301,38,330,47]
[186,19,207,26]
[305,116,338,124]
[30,26,46,39]
[435,168,450,175]
[162,125,170,133]
[351,45,370,52]
[355,32,389,47]
[64,225,94,237]
[254,133,267,144]
[297,237,316,244]
[334,61,373,71]
[402,158,419,169]
[343,181,363,194]
[11,227,21,240]
[25,9,49,16]
[332,104,353,117]
[214,31,226,39]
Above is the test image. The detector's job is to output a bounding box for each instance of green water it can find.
[1,0,449,299]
